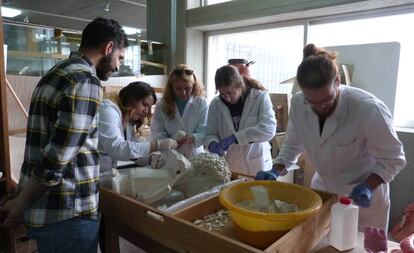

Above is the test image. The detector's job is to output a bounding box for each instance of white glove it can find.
[172,130,187,141]
[150,152,167,169]
[157,138,178,151]
[132,156,150,166]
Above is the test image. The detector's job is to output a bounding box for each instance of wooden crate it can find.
[100,186,336,253]
[268,93,290,132]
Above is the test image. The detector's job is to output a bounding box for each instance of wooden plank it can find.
[0,4,16,253]
[101,184,337,253]
[269,93,289,132]
[5,78,28,118]
[173,193,222,220]
[141,60,168,74]
[6,75,38,138]
[173,188,336,253]
[8,50,67,60]
[8,129,27,136]
[100,187,261,253]
[264,193,335,253]
[0,3,12,194]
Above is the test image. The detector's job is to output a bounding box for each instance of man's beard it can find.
[96,54,114,81]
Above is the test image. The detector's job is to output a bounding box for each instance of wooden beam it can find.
[5,78,29,118]
[8,50,67,60]
[0,3,13,197]
[187,0,366,28]
[0,4,16,253]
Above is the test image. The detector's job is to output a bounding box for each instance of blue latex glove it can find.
[219,135,237,151]
[350,182,373,208]
[208,141,225,156]
[255,169,279,181]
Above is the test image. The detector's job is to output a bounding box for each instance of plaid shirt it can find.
[18,52,102,227]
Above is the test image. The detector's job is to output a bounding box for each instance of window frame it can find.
[204,5,414,128]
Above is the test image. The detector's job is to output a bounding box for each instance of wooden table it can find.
[101,186,401,253]
[110,230,402,253]
[312,232,400,253]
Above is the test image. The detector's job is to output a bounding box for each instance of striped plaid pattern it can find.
[18,52,103,227]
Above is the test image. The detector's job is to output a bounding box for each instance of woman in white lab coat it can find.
[261,44,406,231]
[205,65,276,176]
[98,81,177,174]
[151,64,208,159]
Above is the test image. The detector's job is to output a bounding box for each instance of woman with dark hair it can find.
[151,64,208,159]
[98,81,177,174]
[205,65,276,176]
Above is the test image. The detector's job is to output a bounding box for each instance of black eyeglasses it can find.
[173,69,194,76]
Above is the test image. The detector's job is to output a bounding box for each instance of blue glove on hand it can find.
[208,141,225,156]
[219,135,237,151]
[255,169,279,181]
[350,182,373,208]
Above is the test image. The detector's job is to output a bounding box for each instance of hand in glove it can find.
[156,138,177,151]
[255,170,278,180]
[150,152,167,169]
[350,182,373,208]
[177,135,194,148]
[218,135,237,151]
[255,163,288,180]
[208,141,225,156]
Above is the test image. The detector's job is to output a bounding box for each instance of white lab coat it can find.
[150,96,208,159]
[98,99,151,174]
[275,85,406,230]
[206,88,276,176]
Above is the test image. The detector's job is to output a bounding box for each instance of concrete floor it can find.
[98,237,146,253]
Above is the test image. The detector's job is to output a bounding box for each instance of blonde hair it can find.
[162,64,204,119]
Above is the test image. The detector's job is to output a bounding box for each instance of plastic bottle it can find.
[329,197,359,251]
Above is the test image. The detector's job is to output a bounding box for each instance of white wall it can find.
[389,131,414,229]
[327,42,400,116]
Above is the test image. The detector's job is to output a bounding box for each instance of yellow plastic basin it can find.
[219,181,322,248]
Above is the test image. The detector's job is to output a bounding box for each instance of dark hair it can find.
[296,44,338,89]
[119,81,157,130]
[215,65,266,91]
[303,43,318,59]
[80,17,128,50]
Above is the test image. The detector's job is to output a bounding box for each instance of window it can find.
[207,25,303,99]
[205,0,233,5]
[206,11,414,128]
[308,13,414,128]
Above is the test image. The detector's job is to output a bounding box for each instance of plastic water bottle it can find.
[329,196,359,251]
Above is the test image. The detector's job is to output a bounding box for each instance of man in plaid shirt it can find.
[0,18,128,252]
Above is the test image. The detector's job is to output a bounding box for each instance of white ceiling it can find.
[2,0,147,32]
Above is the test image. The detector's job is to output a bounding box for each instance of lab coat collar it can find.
[186,95,195,105]
[239,88,258,128]
[318,85,348,145]
[216,96,237,133]
[248,87,261,99]
[302,85,347,145]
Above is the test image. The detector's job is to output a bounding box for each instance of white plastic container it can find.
[329,197,359,251]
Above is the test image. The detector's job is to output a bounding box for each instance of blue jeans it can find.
[26,217,98,253]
